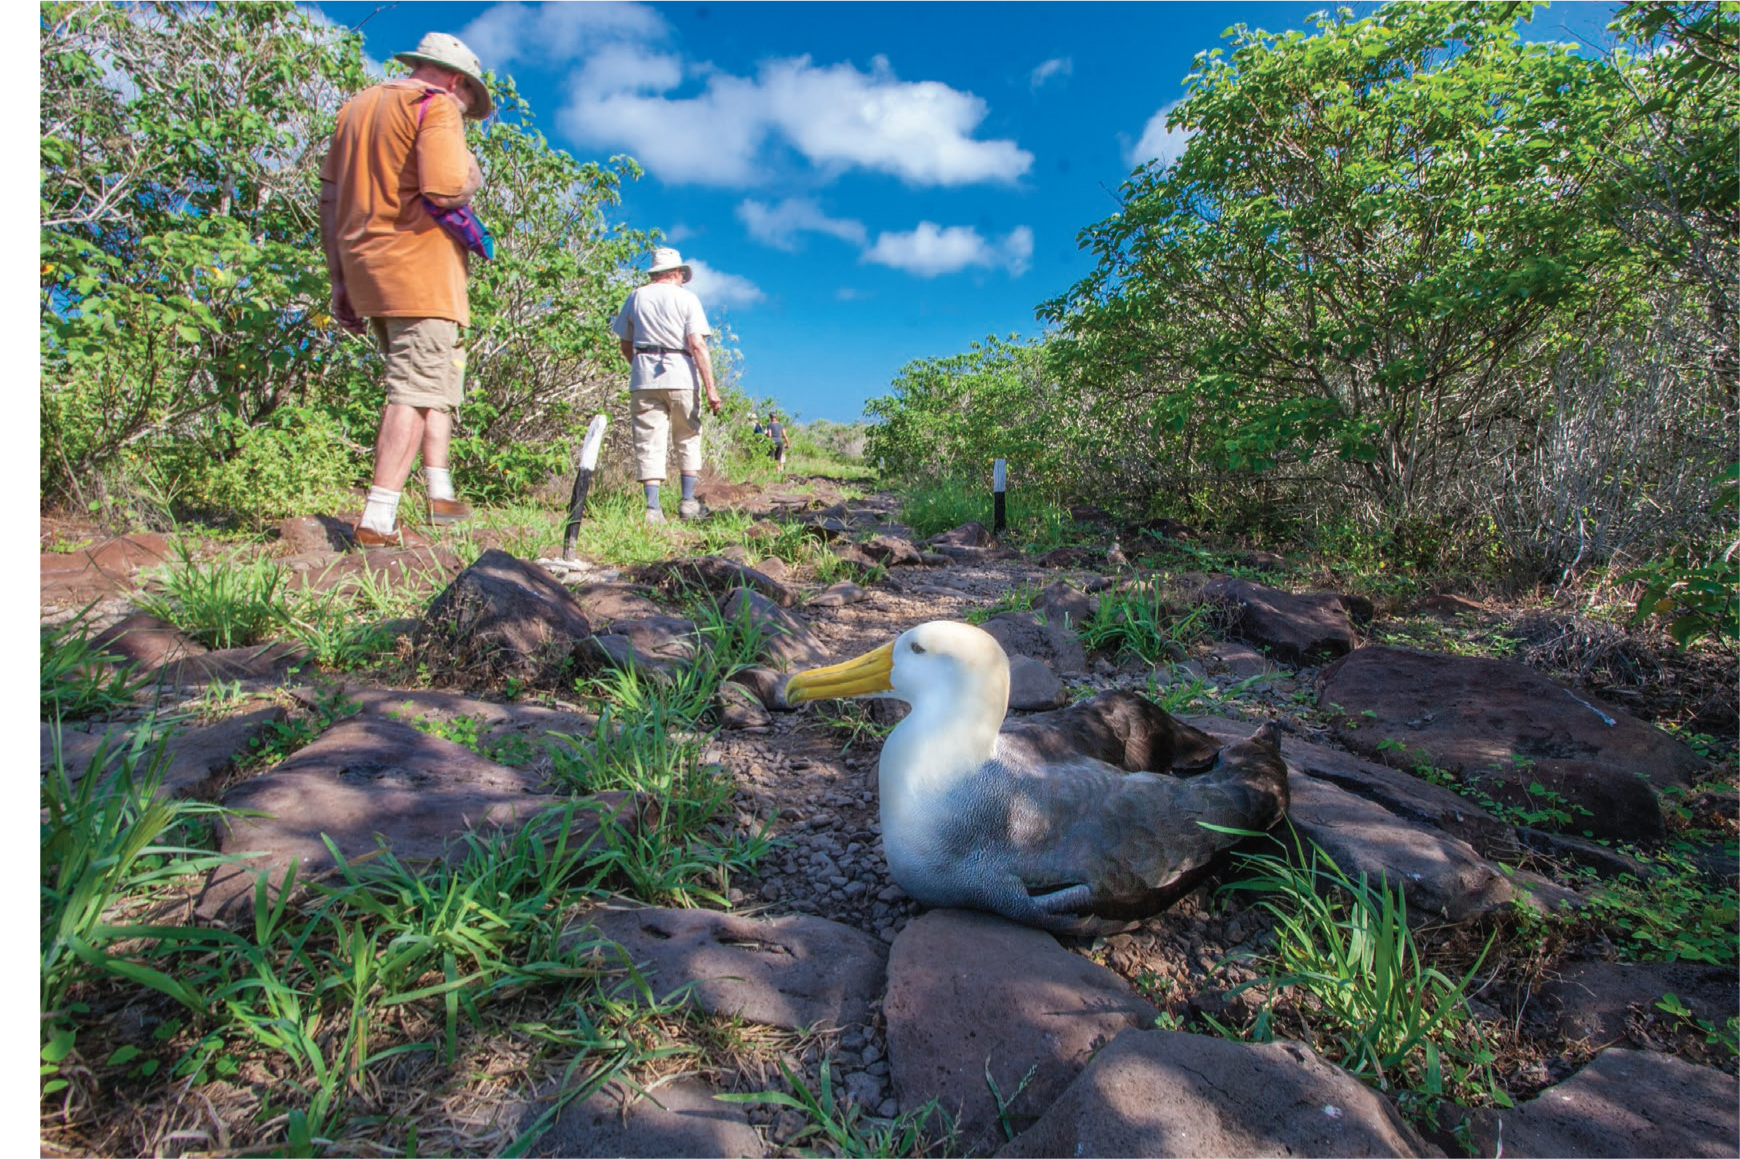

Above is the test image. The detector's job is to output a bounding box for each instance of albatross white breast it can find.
[784,620,1290,934]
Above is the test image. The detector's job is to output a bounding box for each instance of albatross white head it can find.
[784,621,1011,804]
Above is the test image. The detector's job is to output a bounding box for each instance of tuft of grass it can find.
[41,728,232,1095]
[897,476,1071,545]
[1081,584,1205,665]
[718,1057,955,1157]
[1217,828,1508,1109]
[41,606,154,721]
[135,540,292,649]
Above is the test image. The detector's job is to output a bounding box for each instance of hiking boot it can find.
[644,507,667,524]
[352,524,403,549]
[429,497,473,525]
[678,498,705,521]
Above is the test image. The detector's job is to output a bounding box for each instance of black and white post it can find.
[992,457,1007,535]
[561,414,609,560]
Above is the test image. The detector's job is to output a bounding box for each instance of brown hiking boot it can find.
[352,524,402,549]
[429,497,473,525]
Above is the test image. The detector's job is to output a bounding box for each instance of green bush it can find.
[187,408,360,528]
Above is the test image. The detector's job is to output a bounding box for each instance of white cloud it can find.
[835,287,874,301]
[862,222,1033,278]
[1126,100,1192,169]
[1029,57,1072,92]
[493,0,1032,189]
[460,2,668,72]
[737,198,867,250]
[687,259,765,309]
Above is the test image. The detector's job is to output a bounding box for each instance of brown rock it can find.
[1504,1049,1738,1158]
[978,611,1088,675]
[276,515,351,554]
[576,906,887,1030]
[720,589,831,670]
[91,613,207,670]
[536,1075,766,1159]
[196,718,629,917]
[418,549,594,685]
[884,909,1159,1154]
[1198,576,1360,663]
[1536,961,1740,1049]
[997,1029,1434,1158]
[1319,646,1705,841]
[567,582,666,627]
[1006,655,1068,711]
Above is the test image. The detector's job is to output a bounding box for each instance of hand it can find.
[330,287,366,335]
[706,386,723,415]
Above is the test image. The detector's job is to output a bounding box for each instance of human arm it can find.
[417,90,482,209]
[687,332,722,414]
[619,338,636,366]
[317,177,366,335]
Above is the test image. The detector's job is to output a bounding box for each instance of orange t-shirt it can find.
[319,79,475,327]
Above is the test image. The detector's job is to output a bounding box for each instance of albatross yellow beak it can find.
[784,641,895,704]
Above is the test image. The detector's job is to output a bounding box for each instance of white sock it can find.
[424,466,454,502]
[360,486,401,534]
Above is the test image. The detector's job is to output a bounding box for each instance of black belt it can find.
[634,344,690,356]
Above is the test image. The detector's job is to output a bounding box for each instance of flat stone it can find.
[1006,654,1068,711]
[721,589,831,670]
[566,582,666,626]
[156,642,312,688]
[639,555,797,608]
[727,666,790,711]
[884,909,1158,1155]
[277,515,351,554]
[575,906,887,1031]
[1503,1048,1738,1158]
[1190,717,1533,921]
[978,611,1088,675]
[717,682,772,729]
[91,613,207,670]
[1187,715,1516,855]
[1035,582,1097,630]
[536,1075,766,1159]
[196,718,630,918]
[996,1029,1433,1158]
[1535,961,1740,1048]
[1319,646,1705,842]
[806,581,869,608]
[1198,577,1360,663]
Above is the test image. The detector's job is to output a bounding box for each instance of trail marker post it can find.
[561,414,609,560]
[992,458,1007,535]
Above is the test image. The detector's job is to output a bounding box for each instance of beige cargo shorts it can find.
[373,317,465,412]
[630,387,703,480]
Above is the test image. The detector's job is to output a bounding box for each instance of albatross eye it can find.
[910,642,926,654]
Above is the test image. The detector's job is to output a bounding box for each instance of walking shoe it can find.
[352,523,403,549]
[644,507,667,524]
[677,498,705,521]
[429,497,473,525]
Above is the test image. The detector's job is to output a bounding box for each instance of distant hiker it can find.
[766,413,788,473]
[611,247,723,522]
[319,32,492,548]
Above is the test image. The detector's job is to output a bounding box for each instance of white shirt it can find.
[611,281,711,392]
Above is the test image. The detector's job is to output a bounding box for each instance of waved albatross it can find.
[784,620,1290,934]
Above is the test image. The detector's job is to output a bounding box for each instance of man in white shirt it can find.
[610,248,723,522]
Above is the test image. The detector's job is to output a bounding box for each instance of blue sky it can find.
[307,1,1623,423]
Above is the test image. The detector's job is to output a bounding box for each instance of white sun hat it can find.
[646,247,694,283]
[394,32,494,119]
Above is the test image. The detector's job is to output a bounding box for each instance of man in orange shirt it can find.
[319,33,491,547]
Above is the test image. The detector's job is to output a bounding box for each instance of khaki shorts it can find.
[631,387,703,480]
[373,317,465,412]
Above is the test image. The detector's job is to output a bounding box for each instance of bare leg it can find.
[420,407,452,470]
[371,403,429,491]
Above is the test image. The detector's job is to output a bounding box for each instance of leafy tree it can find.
[40,1,373,508]
[1043,1,1629,539]
[865,335,1070,493]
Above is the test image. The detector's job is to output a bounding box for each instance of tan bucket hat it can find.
[647,247,693,283]
[395,32,494,119]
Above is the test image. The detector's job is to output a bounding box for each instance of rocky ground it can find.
[40,476,1740,1157]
